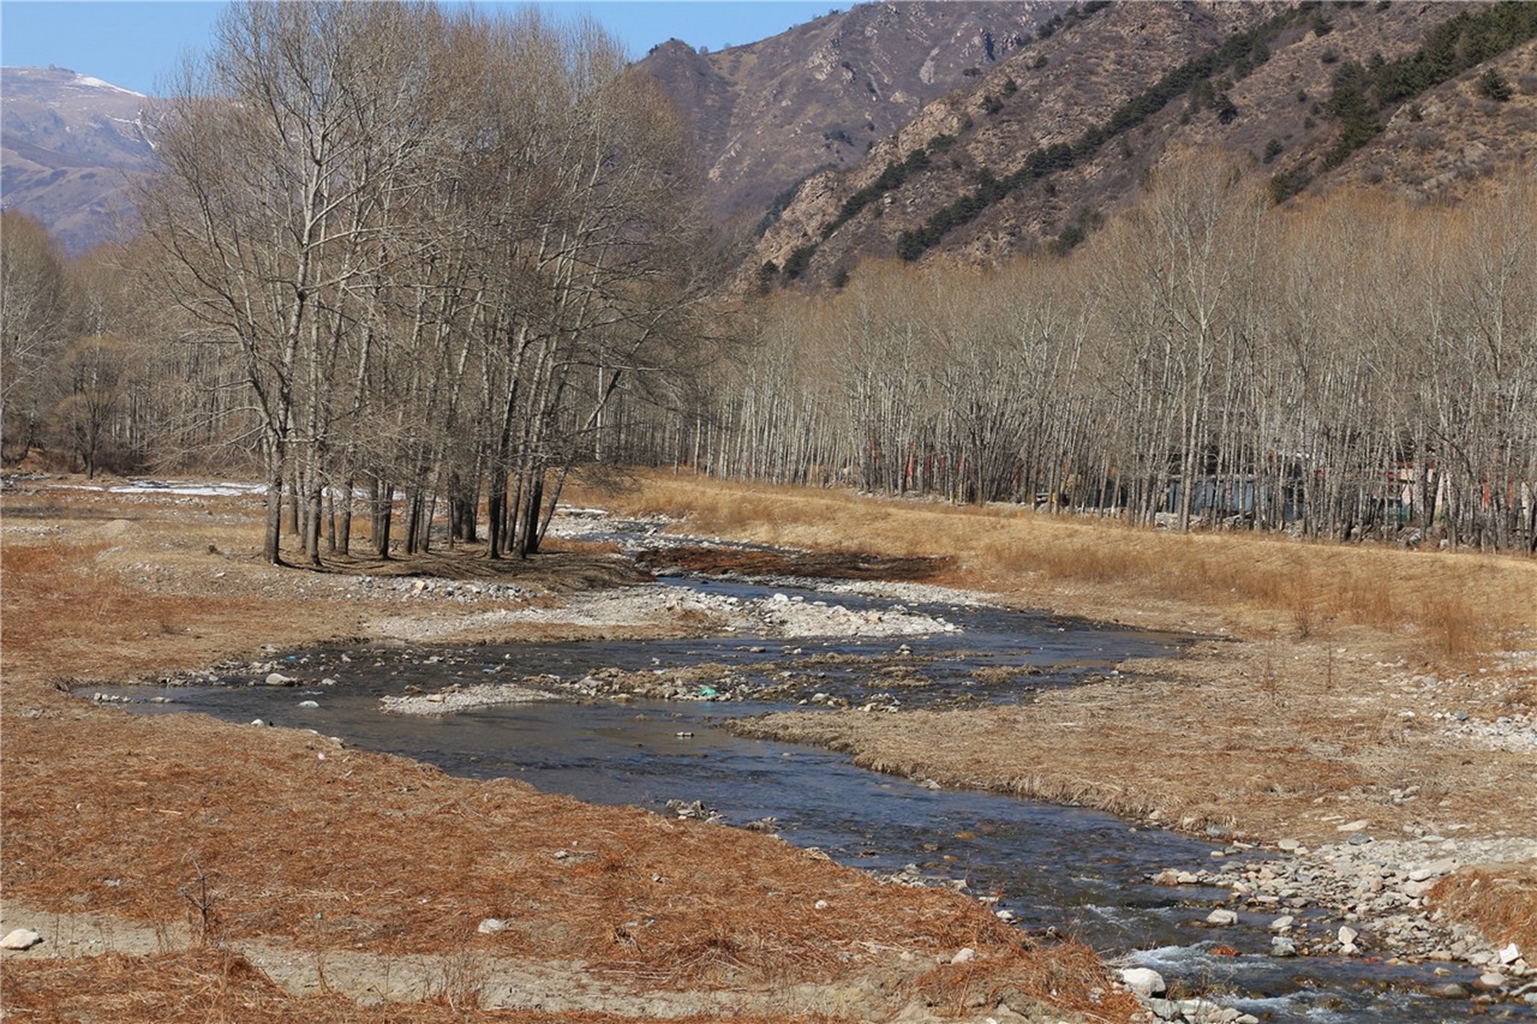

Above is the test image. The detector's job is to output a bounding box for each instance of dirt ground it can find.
[0,476,1138,1023]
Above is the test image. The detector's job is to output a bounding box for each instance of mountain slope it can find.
[633,1,1066,227]
[1,66,156,254]
[747,0,1537,290]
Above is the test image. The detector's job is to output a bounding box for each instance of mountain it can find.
[1,66,157,255]
[745,0,1537,291]
[633,2,1067,229]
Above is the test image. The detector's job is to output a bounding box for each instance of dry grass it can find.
[581,471,1537,665]
[0,949,838,1023]
[1430,865,1537,956]
[1,478,1136,1022]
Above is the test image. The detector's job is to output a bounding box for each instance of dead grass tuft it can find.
[906,937,1139,1021]
[1430,865,1537,956]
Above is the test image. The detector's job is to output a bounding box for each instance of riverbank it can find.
[588,472,1537,1000]
[0,475,1136,1022]
[5,471,1535,1019]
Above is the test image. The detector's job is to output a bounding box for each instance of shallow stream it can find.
[106,572,1518,1022]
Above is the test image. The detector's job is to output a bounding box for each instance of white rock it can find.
[1499,942,1522,964]
[1339,925,1359,946]
[1336,819,1370,832]
[1119,966,1166,998]
[0,928,42,950]
[476,918,507,934]
[813,899,828,910]
[297,700,319,708]
[1206,909,1239,926]
[250,718,265,727]
[1269,915,1294,932]
[1480,972,1507,987]
[1277,838,1301,852]
[264,672,294,686]
[950,947,976,964]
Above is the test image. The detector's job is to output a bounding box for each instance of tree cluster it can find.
[687,161,1537,552]
[132,1,712,564]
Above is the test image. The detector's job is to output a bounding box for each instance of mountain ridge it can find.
[1,65,156,255]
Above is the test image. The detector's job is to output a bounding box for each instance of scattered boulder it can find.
[1120,966,1166,998]
[0,928,42,950]
[1205,908,1239,926]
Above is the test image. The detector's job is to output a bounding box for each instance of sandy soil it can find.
[0,476,1134,1023]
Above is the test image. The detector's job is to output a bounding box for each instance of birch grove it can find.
[681,163,1537,553]
[134,1,708,563]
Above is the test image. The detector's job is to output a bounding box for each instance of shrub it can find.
[1477,67,1513,101]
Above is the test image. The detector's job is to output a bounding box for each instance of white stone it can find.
[297,700,319,708]
[1339,925,1359,946]
[1480,972,1507,987]
[1206,909,1239,926]
[1277,838,1301,852]
[1336,819,1370,832]
[1500,942,1522,964]
[0,928,42,950]
[476,918,507,934]
[1269,915,1294,932]
[1119,966,1166,998]
[264,672,294,686]
[250,718,265,727]
[813,899,828,910]
[950,947,976,964]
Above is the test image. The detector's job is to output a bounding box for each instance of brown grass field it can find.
[1,476,1137,1023]
[3,469,1535,1019]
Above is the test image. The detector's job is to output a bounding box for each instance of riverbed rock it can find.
[1271,936,1298,957]
[297,700,319,708]
[1,928,42,950]
[1119,966,1166,998]
[1500,942,1523,964]
[1205,909,1238,926]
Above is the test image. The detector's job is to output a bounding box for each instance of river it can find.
[102,569,1521,1022]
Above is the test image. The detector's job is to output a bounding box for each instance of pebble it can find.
[1152,833,1537,988]
[476,918,507,934]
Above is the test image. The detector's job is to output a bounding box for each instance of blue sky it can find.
[1,1,838,95]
